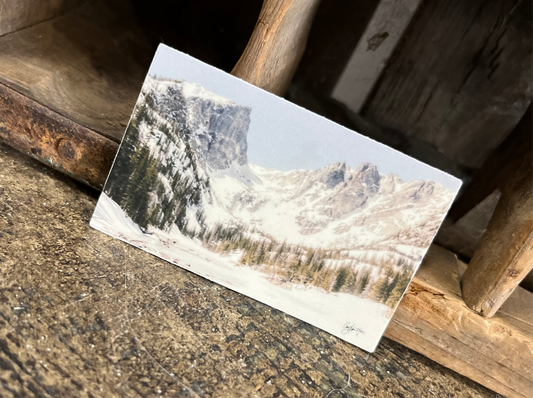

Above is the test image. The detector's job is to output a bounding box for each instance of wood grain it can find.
[361,0,532,169]
[0,145,503,398]
[387,245,533,398]
[0,0,85,37]
[0,0,153,143]
[449,103,532,222]
[461,157,533,317]
[447,104,533,316]
[0,82,118,190]
[232,0,322,95]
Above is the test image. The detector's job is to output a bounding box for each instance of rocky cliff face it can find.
[142,77,251,171]
[184,84,251,170]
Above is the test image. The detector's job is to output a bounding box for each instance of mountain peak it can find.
[402,180,437,201]
[354,163,381,194]
[380,173,403,195]
[182,81,234,106]
[321,162,347,188]
[354,163,377,173]
[388,173,403,184]
[147,78,252,171]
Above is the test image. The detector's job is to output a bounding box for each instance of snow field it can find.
[91,194,391,352]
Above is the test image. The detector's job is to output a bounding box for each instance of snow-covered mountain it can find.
[207,162,454,255]
[126,76,455,261]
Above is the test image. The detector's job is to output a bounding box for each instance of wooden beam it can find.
[361,0,532,169]
[0,82,118,190]
[449,103,532,222]
[232,0,322,95]
[332,0,423,112]
[388,245,533,398]
[445,104,533,316]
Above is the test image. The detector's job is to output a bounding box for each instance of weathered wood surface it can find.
[449,104,532,222]
[332,0,423,112]
[0,143,502,398]
[0,0,152,142]
[386,245,533,398]
[290,0,380,95]
[435,190,501,259]
[461,157,533,317]
[446,103,533,316]
[232,0,322,95]
[0,0,85,37]
[0,82,118,190]
[0,0,322,189]
[361,0,532,169]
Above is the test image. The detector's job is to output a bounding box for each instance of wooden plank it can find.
[0,0,85,37]
[232,0,322,95]
[332,0,423,112]
[290,0,380,95]
[0,82,118,190]
[361,0,532,169]
[0,0,153,143]
[387,245,533,398]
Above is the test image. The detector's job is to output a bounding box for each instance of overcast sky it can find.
[147,44,460,192]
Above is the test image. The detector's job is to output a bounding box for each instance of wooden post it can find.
[461,108,533,317]
[231,0,322,96]
[442,95,533,316]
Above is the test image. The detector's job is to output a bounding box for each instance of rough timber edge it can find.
[0,82,118,190]
[387,245,533,398]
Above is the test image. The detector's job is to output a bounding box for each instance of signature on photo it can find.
[341,323,365,337]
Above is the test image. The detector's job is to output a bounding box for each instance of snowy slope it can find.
[91,193,391,352]
[204,161,455,257]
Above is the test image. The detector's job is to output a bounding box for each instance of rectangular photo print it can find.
[91,44,461,352]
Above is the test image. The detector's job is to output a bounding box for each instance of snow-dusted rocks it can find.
[142,76,251,171]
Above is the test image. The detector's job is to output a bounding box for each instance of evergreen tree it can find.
[332,267,349,292]
[385,271,411,308]
[355,270,370,296]
[256,241,267,265]
[123,146,159,230]
[344,266,359,294]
